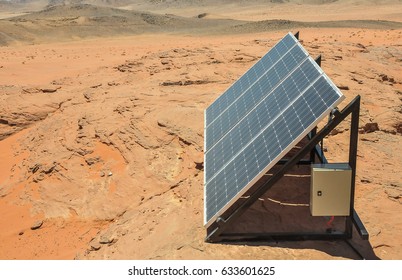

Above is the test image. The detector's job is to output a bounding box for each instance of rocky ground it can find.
[0,0,401,260]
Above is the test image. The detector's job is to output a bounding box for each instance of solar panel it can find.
[205,33,298,127]
[205,44,308,151]
[204,32,345,227]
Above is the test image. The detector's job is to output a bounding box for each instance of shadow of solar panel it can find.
[204,32,345,227]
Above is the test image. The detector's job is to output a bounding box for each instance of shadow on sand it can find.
[217,165,379,260]
[223,229,379,260]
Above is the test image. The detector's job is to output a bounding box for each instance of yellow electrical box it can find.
[310,163,352,216]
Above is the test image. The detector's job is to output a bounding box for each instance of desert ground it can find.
[0,0,401,260]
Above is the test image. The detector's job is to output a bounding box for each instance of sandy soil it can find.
[0,1,401,260]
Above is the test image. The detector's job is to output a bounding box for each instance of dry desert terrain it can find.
[0,0,401,260]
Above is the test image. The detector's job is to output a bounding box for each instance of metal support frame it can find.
[206,95,369,242]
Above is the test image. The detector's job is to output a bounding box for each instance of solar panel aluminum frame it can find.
[203,57,345,228]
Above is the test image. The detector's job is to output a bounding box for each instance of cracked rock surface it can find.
[1,1,402,260]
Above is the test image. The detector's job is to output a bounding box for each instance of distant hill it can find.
[3,0,402,9]
[0,4,242,45]
[2,0,402,14]
[1,1,402,45]
[0,0,49,12]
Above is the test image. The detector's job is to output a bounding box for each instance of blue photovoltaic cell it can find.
[205,44,308,151]
[205,33,297,127]
[205,58,321,183]
[204,33,344,227]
